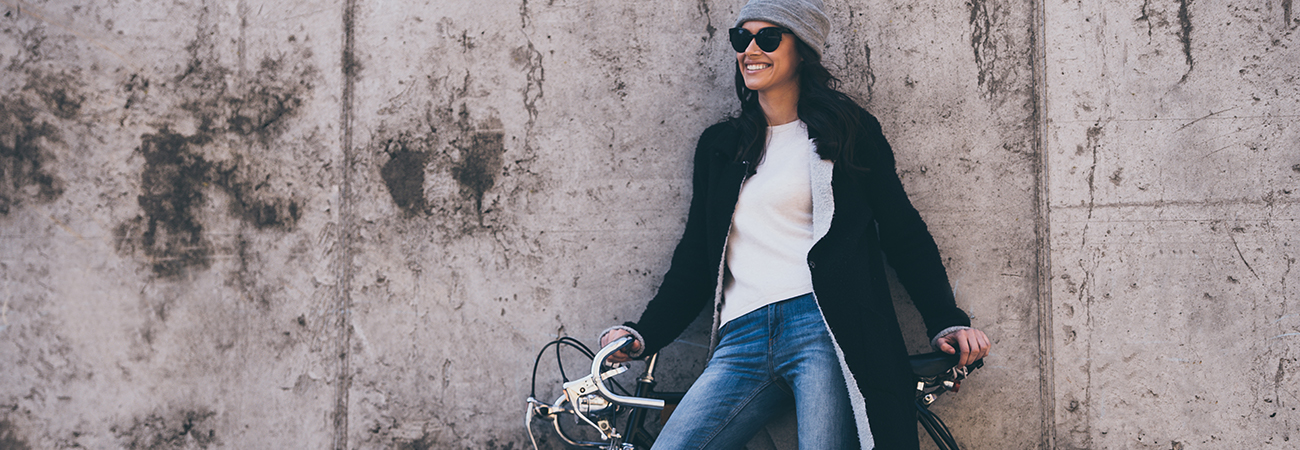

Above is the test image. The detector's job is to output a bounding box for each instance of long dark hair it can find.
[731,39,869,173]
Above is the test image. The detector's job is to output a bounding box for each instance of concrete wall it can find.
[0,1,1294,450]
[1046,1,1300,448]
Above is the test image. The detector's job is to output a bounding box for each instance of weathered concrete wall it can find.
[0,0,1295,449]
[2,0,346,448]
[1045,0,1300,448]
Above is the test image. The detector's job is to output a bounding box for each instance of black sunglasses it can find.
[729,27,792,53]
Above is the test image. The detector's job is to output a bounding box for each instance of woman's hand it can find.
[600,328,643,364]
[936,327,991,368]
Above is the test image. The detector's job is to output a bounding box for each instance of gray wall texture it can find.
[0,0,1295,449]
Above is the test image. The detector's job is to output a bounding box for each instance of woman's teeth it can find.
[746,64,768,70]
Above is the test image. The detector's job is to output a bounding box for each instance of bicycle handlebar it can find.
[592,336,665,410]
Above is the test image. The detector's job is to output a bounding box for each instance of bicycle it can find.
[526,336,983,450]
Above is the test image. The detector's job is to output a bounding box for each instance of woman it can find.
[600,1,991,448]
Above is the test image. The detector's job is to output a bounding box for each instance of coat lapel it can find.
[810,157,836,243]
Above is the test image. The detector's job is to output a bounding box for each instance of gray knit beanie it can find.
[734,0,831,58]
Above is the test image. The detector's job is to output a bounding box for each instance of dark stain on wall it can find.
[114,31,312,278]
[210,160,303,230]
[449,106,505,216]
[118,130,216,279]
[1286,0,1294,28]
[225,56,309,141]
[968,0,998,95]
[174,42,315,140]
[173,42,230,133]
[395,432,435,450]
[0,419,32,450]
[113,408,218,449]
[381,138,432,216]
[226,234,280,311]
[375,102,506,230]
[117,129,305,278]
[484,438,518,449]
[0,71,76,216]
[123,73,150,111]
[1177,0,1194,83]
[860,41,876,103]
[23,71,83,120]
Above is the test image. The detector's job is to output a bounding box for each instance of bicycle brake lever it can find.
[562,366,628,406]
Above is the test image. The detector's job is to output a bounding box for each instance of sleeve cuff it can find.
[930,326,972,350]
[598,325,646,358]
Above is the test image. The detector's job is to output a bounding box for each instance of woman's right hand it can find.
[600,328,643,364]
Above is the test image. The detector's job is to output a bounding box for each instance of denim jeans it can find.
[651,294,858,450]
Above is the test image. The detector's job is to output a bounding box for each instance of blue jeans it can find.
[651,294,858,450]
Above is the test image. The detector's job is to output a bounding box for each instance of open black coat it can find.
[623,109,971,450]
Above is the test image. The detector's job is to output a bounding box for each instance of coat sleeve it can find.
[620,125,727,357]
[858,113,971,340]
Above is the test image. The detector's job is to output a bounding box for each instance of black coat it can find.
[624,109,971,449]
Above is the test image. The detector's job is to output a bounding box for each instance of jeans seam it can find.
[767,302,778,376]
[694,377,781,450]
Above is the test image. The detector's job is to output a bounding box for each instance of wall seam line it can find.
[332,0,359,448]
[1030,0,1056,448]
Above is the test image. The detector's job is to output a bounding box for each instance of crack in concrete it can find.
[1084,123,1102,219]
[1137,0,1154,39]
[1228,232,1261,281]
[519,42,544,126]
[517,0,543,182]
[1174,107,1232,133]
[519,0,530,29]
[1072,251,1096,448]
[698,0,716,40]
[1070,120,1105,448]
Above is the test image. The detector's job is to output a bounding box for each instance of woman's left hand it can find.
[936,328,991,368]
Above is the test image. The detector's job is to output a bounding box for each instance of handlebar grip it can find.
[592,336,665,410]
[616,336,637,352]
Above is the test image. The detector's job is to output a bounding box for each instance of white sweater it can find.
[720,120,817,326]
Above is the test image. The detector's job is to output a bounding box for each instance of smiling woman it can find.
[597,1,991,449]
[733,21,802,122]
